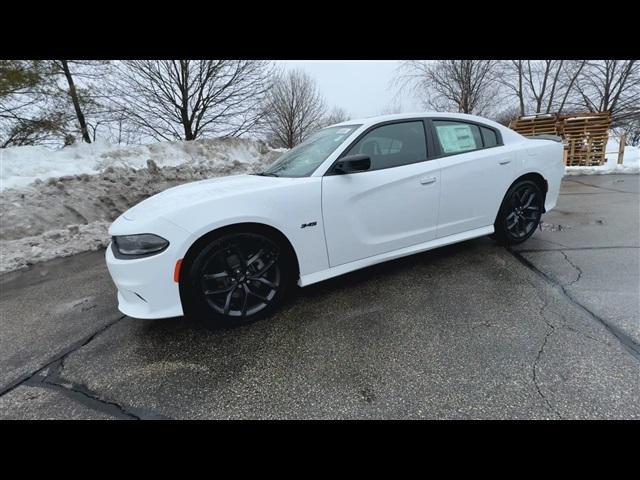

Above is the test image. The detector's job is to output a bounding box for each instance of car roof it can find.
[331,112,523,142]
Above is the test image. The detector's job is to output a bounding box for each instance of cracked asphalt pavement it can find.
[1,174,638,419]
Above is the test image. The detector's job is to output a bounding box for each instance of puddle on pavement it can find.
[539,218,605,232]
[52,296,97,315]
[539,222,572,232]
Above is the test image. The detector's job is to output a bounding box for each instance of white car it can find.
[106,112,564,325]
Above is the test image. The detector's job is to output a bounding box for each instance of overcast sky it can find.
[278,61,423,119]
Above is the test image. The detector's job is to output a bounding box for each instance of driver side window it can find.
[345,121,428,171]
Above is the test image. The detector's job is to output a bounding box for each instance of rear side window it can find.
[481,126,498,147]
[433,121,482,154]
[345,121,427,171]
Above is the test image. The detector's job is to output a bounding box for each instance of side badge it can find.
[301,221,317,229]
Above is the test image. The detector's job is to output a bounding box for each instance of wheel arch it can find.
[492,172,547,245]
[176,221,302,322]
[179,221,300,286]
[494,171,549,226]
[509,172,548,212]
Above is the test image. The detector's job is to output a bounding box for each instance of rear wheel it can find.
[182,231,294,326]
[493,180,543,245]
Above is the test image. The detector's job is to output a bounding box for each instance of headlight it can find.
[112,234,169,256]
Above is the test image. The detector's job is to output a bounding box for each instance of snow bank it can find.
[564,137,640,176]
[1,221,111,273]
[0,137,283,273]
[0,137,273,191]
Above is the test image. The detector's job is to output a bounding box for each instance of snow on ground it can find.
[0,137,283,273]
[1,221,111,274]
[564,137,640,175]
[0,137,275,191]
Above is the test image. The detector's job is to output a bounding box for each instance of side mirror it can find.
[332,154,371,174]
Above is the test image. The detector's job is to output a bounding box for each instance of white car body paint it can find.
[322,158,442,267]
[106,112,564,319]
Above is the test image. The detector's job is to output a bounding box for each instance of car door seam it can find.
[319,178,332,269]
[434,160,443,238]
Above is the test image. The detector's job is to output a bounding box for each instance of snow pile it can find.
[564,137,640,175]
[0,137,283,273]
[1,222,111,274]
[0,137,274,191]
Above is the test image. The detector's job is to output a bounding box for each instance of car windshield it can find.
[259,125,361,177]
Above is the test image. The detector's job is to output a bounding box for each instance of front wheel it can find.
[182,231,294,327]
[493,180,544,245]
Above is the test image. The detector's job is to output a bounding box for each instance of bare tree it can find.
[109,60,273,142]
[572,60,640,127]
[321,106,349,127]
[50,60,110,143]
[619,118,640,146]
[499,60,586,116]
[380,99,404,115]
[492,105,522,127]
[85,105,143,144]
[262,69,327,148]
[51,60,142,146]
[50,60,94,143]
[502,60,526,116]
[394,60,500,115]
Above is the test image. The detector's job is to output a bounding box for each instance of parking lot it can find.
[0,174,638,419]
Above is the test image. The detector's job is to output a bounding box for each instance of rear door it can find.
[430,119,515,238]
[322,120,441,267]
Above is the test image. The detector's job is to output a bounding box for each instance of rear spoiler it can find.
[523,134,563,143]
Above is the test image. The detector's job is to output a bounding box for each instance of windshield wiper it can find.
[255,171,279,177]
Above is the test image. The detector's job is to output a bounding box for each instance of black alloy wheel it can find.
[493,180,544,245]
[184,232,293,326]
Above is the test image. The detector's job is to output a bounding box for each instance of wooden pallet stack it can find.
[560,113,612,166]
[509,114,560,136]
[509,112,612,167]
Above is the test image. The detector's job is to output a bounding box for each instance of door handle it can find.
[420,176,437,185]
[499,160,511,165]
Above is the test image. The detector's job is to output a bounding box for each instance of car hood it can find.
[121,174,284,221]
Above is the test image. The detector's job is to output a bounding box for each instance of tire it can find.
[181,230,295,327]
[493,179,544,245]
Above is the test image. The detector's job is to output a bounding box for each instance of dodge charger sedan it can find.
[106,112,565,325]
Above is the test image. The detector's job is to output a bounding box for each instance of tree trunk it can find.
[60,60,91,143]
[179,61,195,140]
[182,111,194,140]
[517,61,525,116]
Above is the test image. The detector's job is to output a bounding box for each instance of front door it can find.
[322,120,441,267]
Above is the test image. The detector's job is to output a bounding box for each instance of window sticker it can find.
[436,124,477,153]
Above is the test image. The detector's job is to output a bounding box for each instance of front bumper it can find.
[105,242,184,319]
